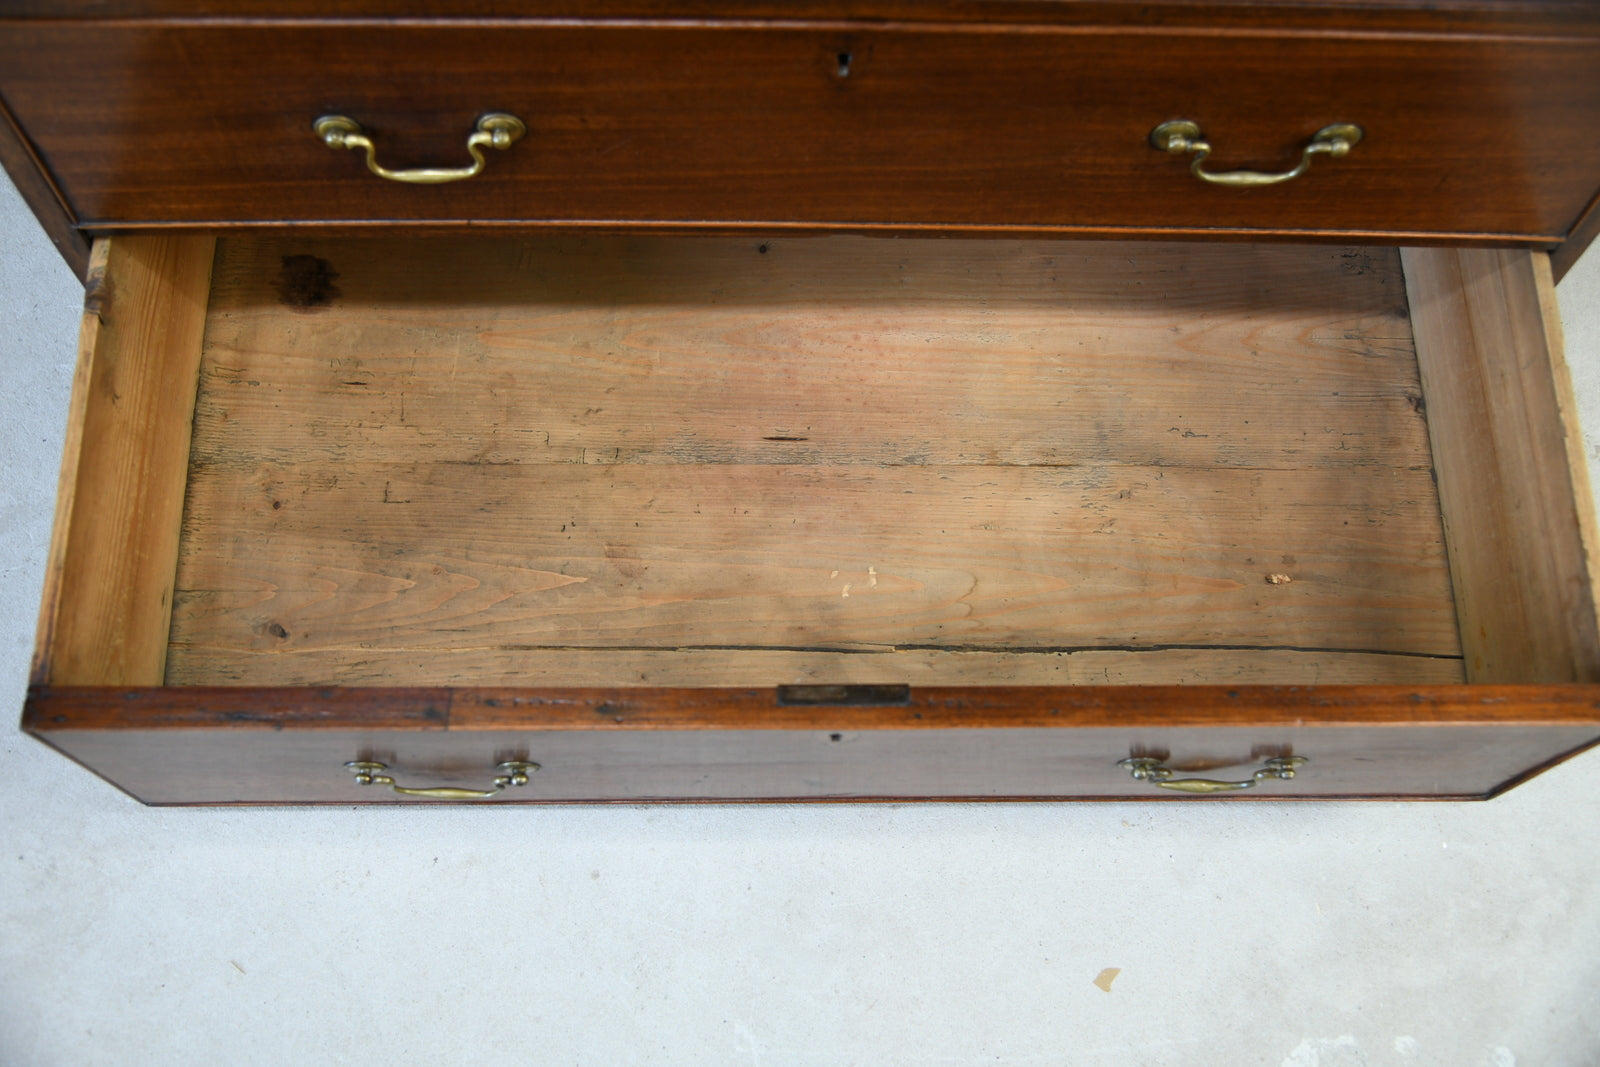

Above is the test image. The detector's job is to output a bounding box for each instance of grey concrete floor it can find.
[2,170,1598,1066]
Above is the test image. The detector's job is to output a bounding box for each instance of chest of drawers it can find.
[5,1,1600,802]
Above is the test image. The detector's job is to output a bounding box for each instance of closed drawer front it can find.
[3,21,1599,241]
[20,231,1600,802]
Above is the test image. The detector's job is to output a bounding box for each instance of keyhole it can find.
[836,52,852,77]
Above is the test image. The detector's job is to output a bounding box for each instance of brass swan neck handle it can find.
[314,113,526,184]
[1150,120,1362,187]
[344,760,539,799]
[1117,755,1308,793]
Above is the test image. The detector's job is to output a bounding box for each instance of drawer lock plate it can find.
[777,684,911,707]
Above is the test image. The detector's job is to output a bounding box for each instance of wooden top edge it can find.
[25,684,1600,731]
[25,686,454,731]
[77,220,1567,252]
[3,0,1597,33]
[132,793,1502,805]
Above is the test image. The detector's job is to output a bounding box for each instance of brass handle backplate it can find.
[314,113,526,184]
[344,759,539,799]
[1117,755,1307,794]
[1150,120,1361,187]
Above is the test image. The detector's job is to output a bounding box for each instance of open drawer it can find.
[22,233,1600,802]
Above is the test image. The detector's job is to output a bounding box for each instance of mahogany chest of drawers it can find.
[4,1,1600,802]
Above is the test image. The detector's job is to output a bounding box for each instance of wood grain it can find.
[196,237,1426,471]
[24,684,1600,803]
[7,1,1600,32]
[0,93,86,279]
[167,461,1462,658]
[1552,186,1600,283]
[163,647,1466,689]
[33,683,1600,733]
[32,234,216,685]
[167,236,1461,688]
[1401,247,1600,683]
[0,23,1595,246]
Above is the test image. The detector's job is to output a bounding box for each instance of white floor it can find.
[2,170,1599,1067]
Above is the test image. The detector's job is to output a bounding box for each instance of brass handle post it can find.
[1150,120,1361,187]
[314,113,526,184]
[1117,755,1307,794]
[344,760,538,799]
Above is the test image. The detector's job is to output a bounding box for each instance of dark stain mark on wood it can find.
[763,436,809,442]
[275,255,341,310]
[82,269,109,321]
[605,543,648,580]
[221,710,284,724]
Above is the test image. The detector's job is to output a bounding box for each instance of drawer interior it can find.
[26,231,1600,803]
[192,233,1469,688]
[33,233,1600,695]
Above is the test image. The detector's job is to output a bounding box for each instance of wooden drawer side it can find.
[1402,247,1600,683]
[31,235,216,687]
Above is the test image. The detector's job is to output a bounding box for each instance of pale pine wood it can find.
[1401,247,1600,683]
[33,234,217,685]
[30,240,108,684]
[198,237,1427,471]
[162,646,1464,688]
[168,236,1462,688]
[167,462,1461,663]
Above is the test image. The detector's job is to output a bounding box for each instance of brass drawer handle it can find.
[1150,120,1362,187]
[1117,755,1307,793]
[344,759,538,799]
[314,113,526,184]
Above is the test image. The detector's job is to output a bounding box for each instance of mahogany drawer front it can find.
[27,688,1600,804]
[20,232,1600,803]
[2,21,1599,243]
